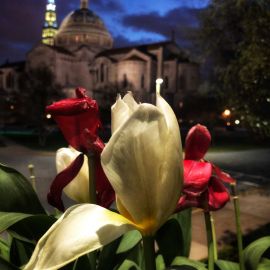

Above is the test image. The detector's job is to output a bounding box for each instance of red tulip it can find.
[176,124,234,212]
[46,87,102,154]
[46,88,115,211]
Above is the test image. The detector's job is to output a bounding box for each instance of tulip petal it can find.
[24,204,134,270]
[208,176,230,211]
[102,103,182,235]
[111,92,138,134]
[122,91,139,111]
[56,148,90,204]
[212,164,236,183]
[156,93,181,147]
[47,152,85,211]
[183,160,212,196]
[111,95,130,134]
[184,124,211,160]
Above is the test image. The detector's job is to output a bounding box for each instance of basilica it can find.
[0,0,199,111]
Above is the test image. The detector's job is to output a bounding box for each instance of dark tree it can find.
[19,66,63,143]
[199,0,270,138]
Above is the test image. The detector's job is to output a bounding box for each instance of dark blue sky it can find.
[0,0,209,64]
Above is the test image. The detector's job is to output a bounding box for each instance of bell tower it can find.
[42,0,58,45]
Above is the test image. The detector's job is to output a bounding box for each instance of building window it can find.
[141,75,145,89]
[164,76,169,89]
[100,63,104,83]
[6,72,14,89]
[123,74,128,88]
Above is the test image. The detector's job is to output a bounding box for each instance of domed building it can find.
[0,0,199,114]
[54,0,113,52]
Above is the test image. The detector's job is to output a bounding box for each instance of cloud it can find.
[121,7,201,48]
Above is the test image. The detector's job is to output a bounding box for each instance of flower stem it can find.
[87,152,97,270]
[142,236,156,270]
[204,211,215,270]
[87,152,97,204]
[230,182,245,270]
[209,212,218,261]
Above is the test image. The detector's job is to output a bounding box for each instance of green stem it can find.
[87,152,97,204]
[230,183,245,270]
[210,212,218,261]
[87,152,97,270]
[204,211,214,270]
[142,236,156,270]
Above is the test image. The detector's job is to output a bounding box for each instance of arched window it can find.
[6,72,14,89]
[141,74,145,89]
[100,63,104,83]
[123,74,128,88]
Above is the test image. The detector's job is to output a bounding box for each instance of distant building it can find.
[0,0,199,114]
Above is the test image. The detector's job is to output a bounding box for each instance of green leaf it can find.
[244,236,270,270]
[156,254,166,270]
[171,256,207,270]
[117,230,142,254]
[215,260,240,270]
[0,256,19,270]
[173,209,192,257]
[258,258,270,270]
[9,214,56,242]
[117,259,141,270]
[73,253,95,270]
[9,238,34,267]
[0,164,45,214]
[156,209,192,266]
[0,212,33,233]
[0,237,10,261]
[98,237,122,270]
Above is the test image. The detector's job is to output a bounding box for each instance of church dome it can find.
[54,0,113,51]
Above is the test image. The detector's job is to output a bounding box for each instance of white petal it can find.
[111,95,130,134]
[156,93,182,147]
[24,204,134,270]
[56,147,90,203]
[101,104,182,235]
[111,92,138,134]
[122,91,139,111]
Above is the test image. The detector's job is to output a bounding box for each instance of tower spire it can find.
[81,0,89,9]
[42,0,58,46]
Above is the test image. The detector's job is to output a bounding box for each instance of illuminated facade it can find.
[42,0,58,46]
[0,0,199,115]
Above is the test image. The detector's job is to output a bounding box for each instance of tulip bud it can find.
[185,124,211,160]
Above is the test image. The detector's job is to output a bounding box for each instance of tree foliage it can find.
[199,0,270,138]
[19,66,63,129]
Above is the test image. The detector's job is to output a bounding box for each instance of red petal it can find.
[183,160,212,196]
[212,164,236,183]
[207,176,230,211]
[185,124,211,160]
[47,154,84,211]
[175,194,200,212]
[95,155,115,207]
[46,88,102,153]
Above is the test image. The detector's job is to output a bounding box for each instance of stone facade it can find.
[0,0,199,113]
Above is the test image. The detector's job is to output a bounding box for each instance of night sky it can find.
[0,0,209,64]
